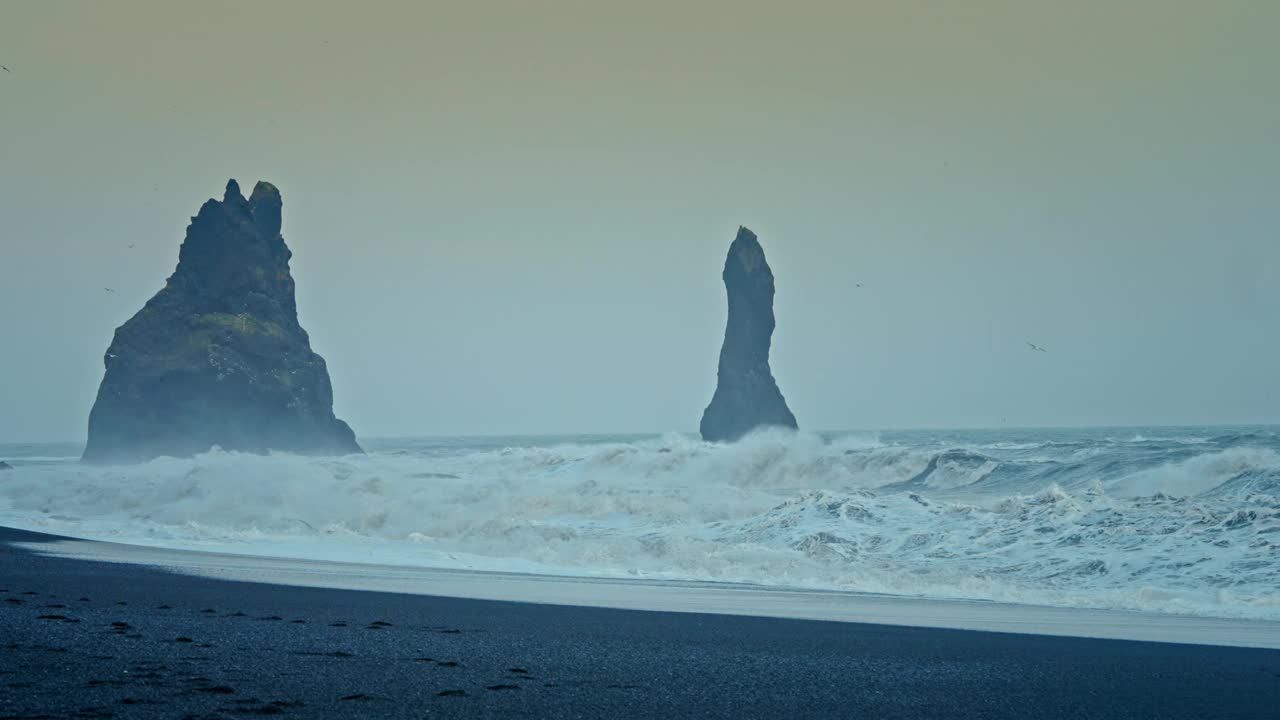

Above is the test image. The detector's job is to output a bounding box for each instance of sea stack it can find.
[699,226,798,442]
[82,180,362,464]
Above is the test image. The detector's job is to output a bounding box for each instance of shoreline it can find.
[3,526,1279,718]
[16,527,1280,651]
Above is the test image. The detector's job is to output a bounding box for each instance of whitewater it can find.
[1,426,1278,622]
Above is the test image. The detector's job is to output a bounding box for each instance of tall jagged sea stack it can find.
[82,180,361,464]
[700,226,798,442]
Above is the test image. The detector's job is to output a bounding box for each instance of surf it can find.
[0,426,1276,621]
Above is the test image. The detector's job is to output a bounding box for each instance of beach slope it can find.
[2,526,1277,719]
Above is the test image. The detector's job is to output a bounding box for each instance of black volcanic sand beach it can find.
[1,527,1277,719]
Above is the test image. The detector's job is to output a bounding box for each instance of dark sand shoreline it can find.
[2,527,1278,719]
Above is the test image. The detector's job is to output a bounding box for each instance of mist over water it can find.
[2,426,1277,620]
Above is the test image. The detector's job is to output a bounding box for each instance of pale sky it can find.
[1,1,1278,443]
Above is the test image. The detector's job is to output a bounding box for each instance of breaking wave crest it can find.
[1,427,1277,620]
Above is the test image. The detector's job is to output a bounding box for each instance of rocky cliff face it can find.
[82,180,361,464]
[700,226,798,442]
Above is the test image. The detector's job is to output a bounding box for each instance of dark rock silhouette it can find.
[82,180,361,464]
[700,226,798,442]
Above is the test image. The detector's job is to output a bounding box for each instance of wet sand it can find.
[2,526,1278,719]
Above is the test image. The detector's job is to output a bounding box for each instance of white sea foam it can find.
[1112,446,1280,497]
[1,428,1277,621]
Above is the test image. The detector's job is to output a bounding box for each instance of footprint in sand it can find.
[230,699,305,712]
[290,650,355,659]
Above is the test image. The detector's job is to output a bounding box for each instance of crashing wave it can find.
[0,426,1277,620]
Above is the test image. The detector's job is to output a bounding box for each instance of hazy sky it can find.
[2,1,1278,442]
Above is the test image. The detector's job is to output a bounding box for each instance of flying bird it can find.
[0,66,10,73]
[1026,342,1047,353]
[104,287,116,293]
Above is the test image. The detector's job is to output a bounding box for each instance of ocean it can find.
[1,426,1277,621]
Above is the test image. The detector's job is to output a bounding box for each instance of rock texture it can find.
[82,180,361,464]
[700,226,798,442]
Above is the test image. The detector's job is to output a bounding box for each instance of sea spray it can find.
[1,426,1277,620]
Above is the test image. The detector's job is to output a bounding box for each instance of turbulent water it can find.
[2,427,1278,620]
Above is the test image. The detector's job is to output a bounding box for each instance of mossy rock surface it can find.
[83,180,361,464]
